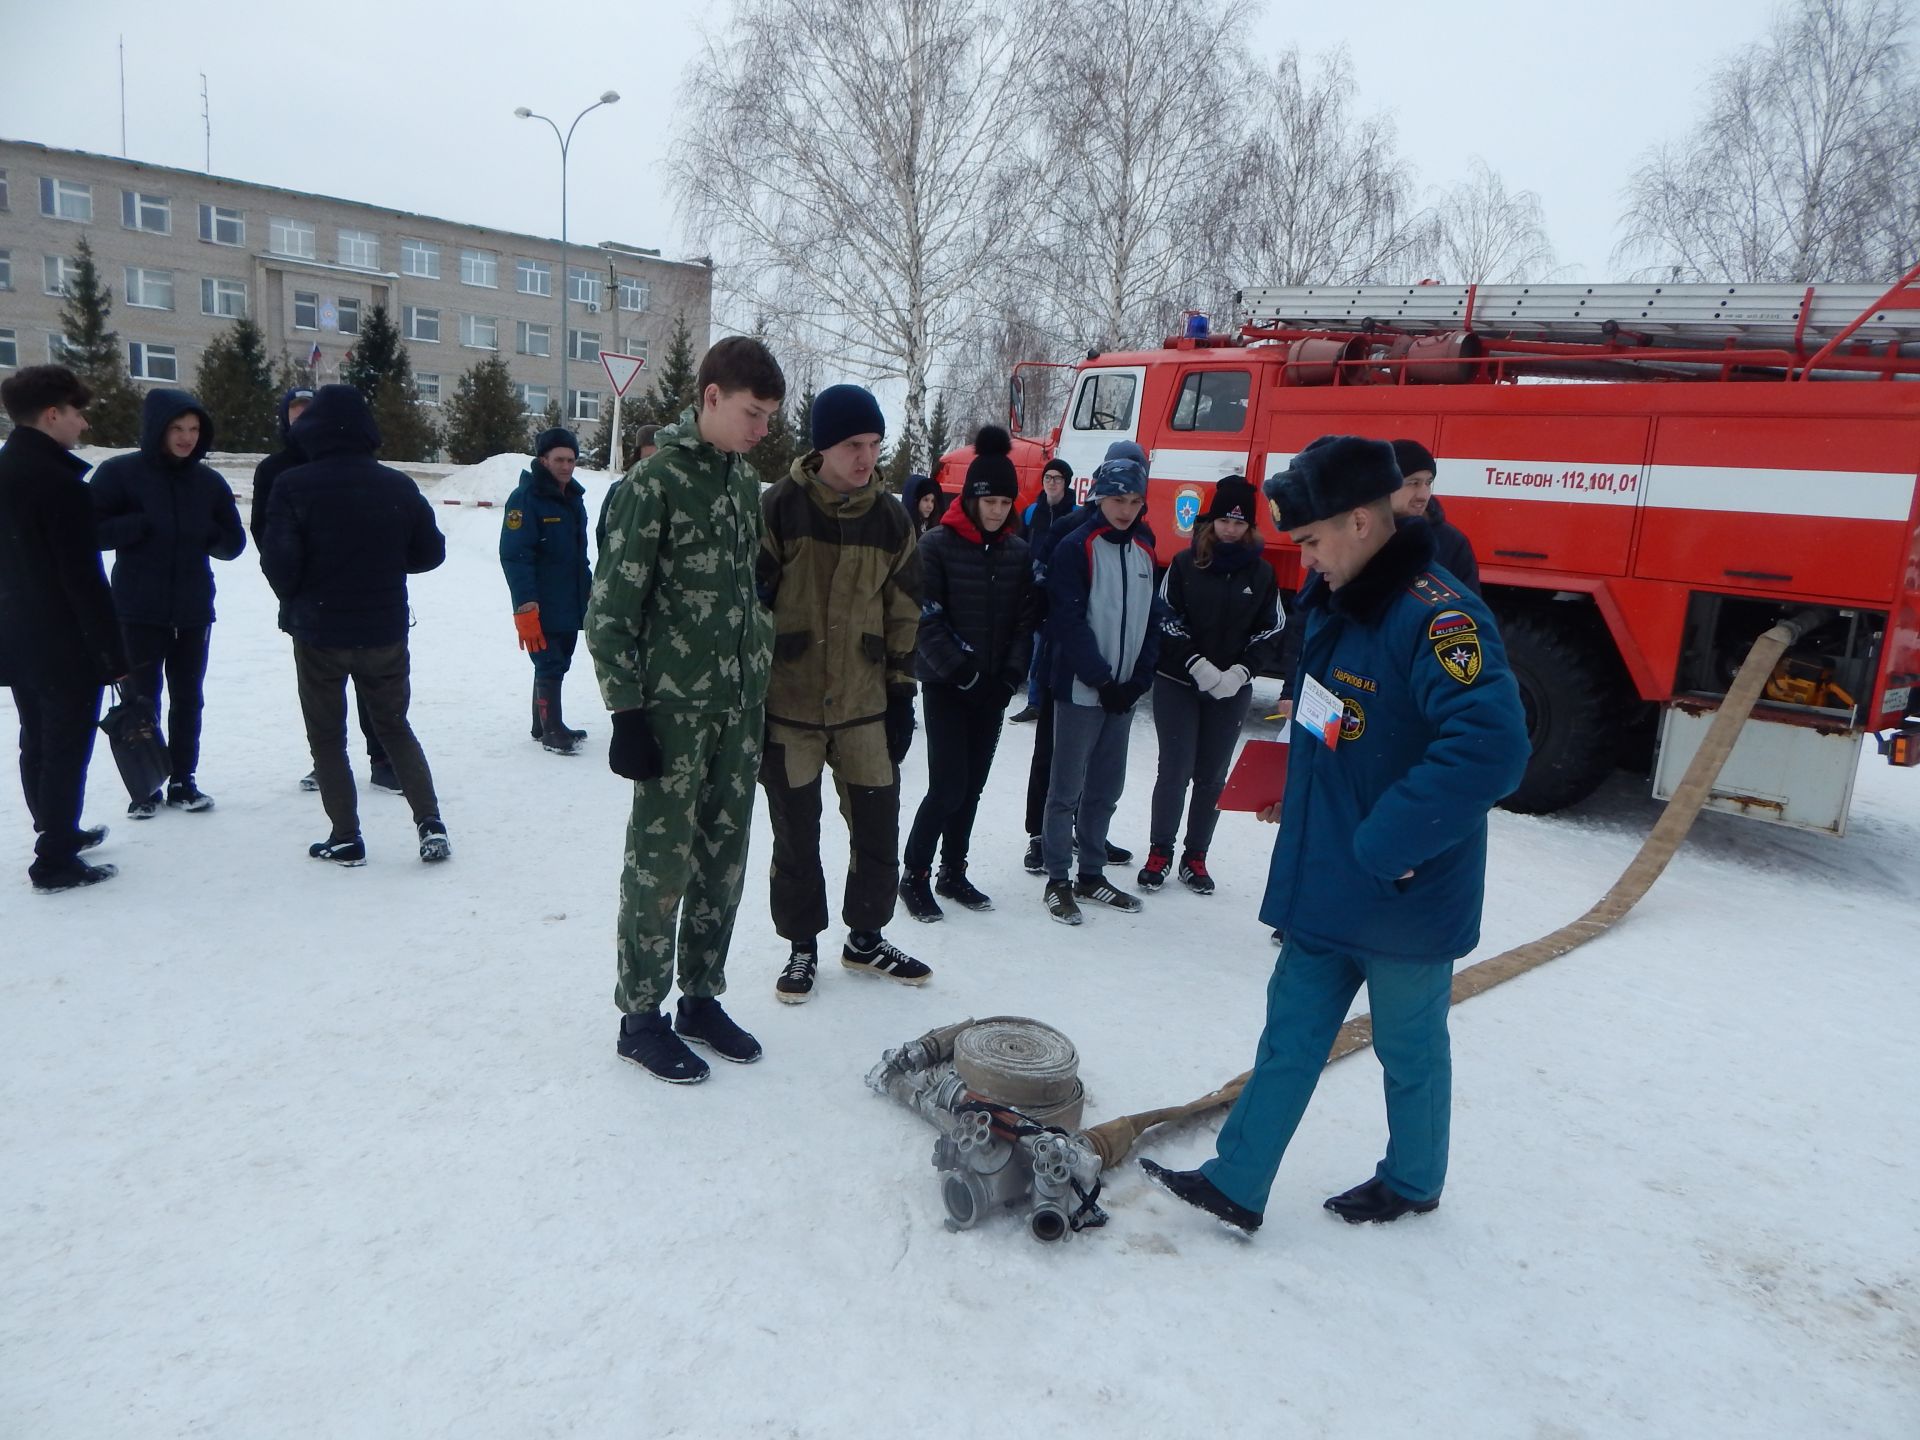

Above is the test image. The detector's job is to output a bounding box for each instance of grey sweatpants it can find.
[1042,699,1134,883]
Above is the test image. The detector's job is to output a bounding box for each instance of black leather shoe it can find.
[1139,1158,1261,1235]
[1323,1176,1439,1224]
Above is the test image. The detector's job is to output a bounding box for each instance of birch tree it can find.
[671,0,1035,467]
[1616,0,1920,283]
[1222,47,1428,289]
[1427,159,1558,283]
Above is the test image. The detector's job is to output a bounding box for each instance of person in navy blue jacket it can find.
[1142,434,1527,1235]
[89,387,245,817]
[1038,451,1164,925]
[501,427,593,755]
[261,384,450,867]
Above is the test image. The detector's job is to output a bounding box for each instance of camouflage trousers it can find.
[615,705,764,1014]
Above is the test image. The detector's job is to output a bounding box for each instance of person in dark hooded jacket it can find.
[253,386,396,794]
[901,471,947,538]
[898,427,1035,921]
[1138,476,1282,895]
[502,427,595,754]
[89,387,245,816]
[261,384,450,868]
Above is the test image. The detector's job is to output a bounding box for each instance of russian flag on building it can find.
[308,341,323,373]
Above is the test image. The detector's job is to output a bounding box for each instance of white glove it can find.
[1209,664,1250,700]
[1187,657,1223,692]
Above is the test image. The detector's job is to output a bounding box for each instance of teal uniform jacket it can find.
[1261,522,1529,963]
[500,461,592,632]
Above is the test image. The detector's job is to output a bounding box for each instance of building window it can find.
[0,329,16,369]
[124,268,175,311]
[459,249,497,288]
[201,277,247,318]
[401,239,439,279]
[40,177,92,222]
[568,329,601,363]
[0,169,8,210]
[293,291,319,330]
[121,190,171,234]
[460,314,498,350]
[337,298,361,336]
[0,250,10,291]
[514,321,551,357]
[516,258,551,297]
[337,229,378,270]
[128,342,179,382]
[518,383,550,415]
[416,372,441,404]
[43,255,79,296]
[405,306,440,343]
[270,216,316,259]
[569,389,601,423]
[198,204,245,246]
[567,266,600,308]
[618,276,649,312]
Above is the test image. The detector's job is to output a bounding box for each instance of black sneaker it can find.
[309,835,367,866]
[128,791,162,820]
[1075,875,1142,912]
[1044,879,1082,926]
[368,762,403,794]
[299,771,319,793]
[1178,852,1215,896]
[32,859,118,894]
[1010,704,1040,724]
[78,824,108,853]
[1323,1176,1440,1225]
[1140,1158,1262,1236]
[1104,841,1134,866]
[417,818,451,863]
[774,943,819,1005]
[934,864,993,911]
[1138,847,1172,890]
[841,931,932,986]
[899,867,943,922]
[166,779,214,812]
[1270,927,1286,947]
[674,995,762,1063]
[1022,835,1044,875]
[617,1010,710,1084]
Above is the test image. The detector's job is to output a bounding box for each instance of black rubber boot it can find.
[530,685,543,741]
[534,680,581,755]
[549,680,587,743]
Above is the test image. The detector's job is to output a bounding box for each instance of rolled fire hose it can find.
[1082,612,1822,1170]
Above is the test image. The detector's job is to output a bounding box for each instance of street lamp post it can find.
[514,90,620,434]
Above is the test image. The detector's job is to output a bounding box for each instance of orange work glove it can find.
[513,605,547,653]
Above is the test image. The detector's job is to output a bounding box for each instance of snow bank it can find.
[429,453,614,505]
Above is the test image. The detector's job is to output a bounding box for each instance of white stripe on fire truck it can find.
[1150,448,1251,483]
[1641,465,1915,522]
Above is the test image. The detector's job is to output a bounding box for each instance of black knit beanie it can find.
[964,425,1019,499]
[1202,475,1259,525]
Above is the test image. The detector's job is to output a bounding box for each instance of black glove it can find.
[986,675,1019,709]
[1098,681,1135,715]
[608,709,663,781]
[885,693,916,765]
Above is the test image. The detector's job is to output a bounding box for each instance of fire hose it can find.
[1077,609,1826,1167]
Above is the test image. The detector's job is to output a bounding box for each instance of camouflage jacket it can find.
[756,453,921,733]
[585,408,773,715]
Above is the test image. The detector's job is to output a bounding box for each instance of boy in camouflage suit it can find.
[585,337,785,1085]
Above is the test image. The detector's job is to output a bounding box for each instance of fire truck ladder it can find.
[1237,266,1920,377]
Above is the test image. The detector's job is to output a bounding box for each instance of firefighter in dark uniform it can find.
[501,427,594,755]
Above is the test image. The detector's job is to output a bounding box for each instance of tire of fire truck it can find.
[1493,602,1630,815]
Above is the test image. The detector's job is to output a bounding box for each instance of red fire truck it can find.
[933,267,1920,834]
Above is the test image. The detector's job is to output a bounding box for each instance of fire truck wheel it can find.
[1496,606,1622,815]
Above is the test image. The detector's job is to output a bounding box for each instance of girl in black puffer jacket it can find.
[900,427,1035,920]
[1139,476,1283,895]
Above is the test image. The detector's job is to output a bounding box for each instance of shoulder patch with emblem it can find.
[1409,573,1460,607]
[1433,631,1484,685]
[1428,609,1476,642]
[505,510,524,530]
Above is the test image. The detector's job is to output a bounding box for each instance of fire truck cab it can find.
[936,268,1920,834]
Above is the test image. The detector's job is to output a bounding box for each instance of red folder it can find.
[1218,737,1290,813]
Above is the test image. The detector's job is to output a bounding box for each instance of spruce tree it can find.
[927,394,952,468]
[444,355,527,463]
[273,350,316,395]
[881,436,915,493]
[530,397,565,455]
[370,345,441,462]
[57,235,141,445]
[342,304,403,400]
[747,391,803,483]
[195,316,277,452]
[642,312,699,425]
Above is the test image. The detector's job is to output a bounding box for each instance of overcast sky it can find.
[8,0,1774,311]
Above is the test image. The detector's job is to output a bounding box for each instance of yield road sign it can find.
[601,351,646,397]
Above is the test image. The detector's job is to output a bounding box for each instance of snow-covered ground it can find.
[4,463,1917,1438]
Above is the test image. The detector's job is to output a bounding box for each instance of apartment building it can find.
[0,138,712,430]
